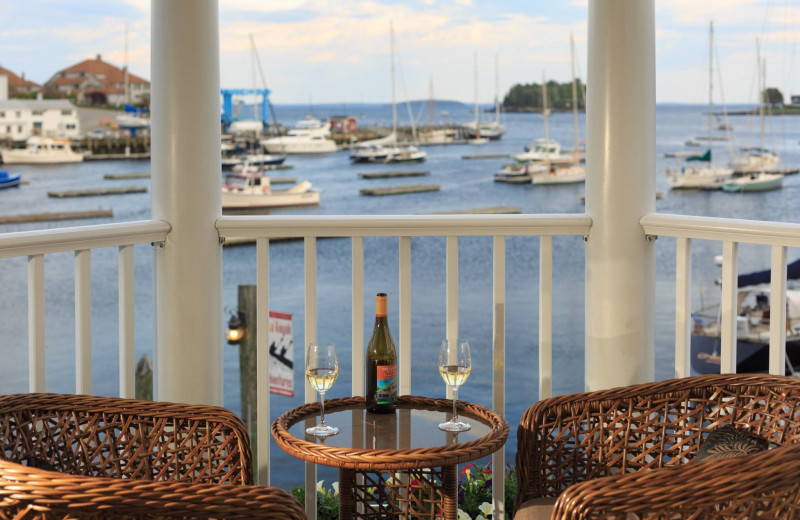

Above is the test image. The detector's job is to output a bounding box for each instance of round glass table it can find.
[272,395,508,520]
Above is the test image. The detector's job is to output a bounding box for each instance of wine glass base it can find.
[438,420,471,432]
[306,424,339,437]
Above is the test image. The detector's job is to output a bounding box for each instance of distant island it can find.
[502,80,585,112]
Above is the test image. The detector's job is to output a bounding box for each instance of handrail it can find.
[641,213,800,246]
[216,214,592,238]
[0,220,171,259]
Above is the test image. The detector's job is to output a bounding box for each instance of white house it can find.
[0,99,80,141]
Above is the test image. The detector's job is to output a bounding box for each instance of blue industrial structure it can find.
[220,88,271,130]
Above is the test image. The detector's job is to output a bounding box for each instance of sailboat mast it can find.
[542,70,549,159]
[391,22,397,145]
[708,21,713,159]
[474,52,479,129]
[429,77,434,133]
[495,54,500,125]
[249,34,261,125]
[758,39,765,155]
[124,22,129,105]
[571,34,579,158]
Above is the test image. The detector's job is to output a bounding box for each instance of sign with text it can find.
[268,311,294,397]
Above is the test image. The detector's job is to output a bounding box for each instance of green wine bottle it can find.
[365,293,398,413]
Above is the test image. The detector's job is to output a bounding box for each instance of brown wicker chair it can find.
[515,374,800,520]
[0,393,306,519]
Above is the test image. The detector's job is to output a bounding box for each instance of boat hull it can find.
[690,334,800,374]
[721,174,783,192]
[0,174,21,189]
[222,190,320,209]
[1,149,83,164]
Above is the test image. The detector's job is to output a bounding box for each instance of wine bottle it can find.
[365,292,398,413]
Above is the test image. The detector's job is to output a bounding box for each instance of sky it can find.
[0,0,798,105]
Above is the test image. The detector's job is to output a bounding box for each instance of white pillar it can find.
[585,0,655,390]
[151,0,222,405]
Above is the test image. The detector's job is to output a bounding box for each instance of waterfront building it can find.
[44,54,149,106]
[0,66,41,97]
[0,98,80,141]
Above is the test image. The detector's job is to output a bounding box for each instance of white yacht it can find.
[729,148,780,173]
[0,137,84,164]
[513,138,574,165]
[667,165,733,189]
[260,119,337,155]
[222,171,320,209]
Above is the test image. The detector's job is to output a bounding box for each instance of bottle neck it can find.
[374,315,388,327]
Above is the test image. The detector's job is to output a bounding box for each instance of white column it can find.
[151,0,222,405]
[585,0,655,390]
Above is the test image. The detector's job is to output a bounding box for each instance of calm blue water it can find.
[1,103,799,489]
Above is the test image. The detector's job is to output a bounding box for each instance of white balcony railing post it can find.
[585,0,656,390]
[151,0,222,405]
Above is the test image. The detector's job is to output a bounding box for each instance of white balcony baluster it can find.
[256,237,270,485]
[492,235,506,519]
[28,254,45,393]
[769,245,788,375]
[539,236,553,400]
[74,249,92,394]
[720,241,739,373]
[674,237,692,379]
[446,236,458,400]
[118,245,135,399]
[304,236,317,519]
[399,236,411,395]
[352,237,364,397]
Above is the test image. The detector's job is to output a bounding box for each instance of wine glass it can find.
[438,339,472,432]
[305,342,340,437]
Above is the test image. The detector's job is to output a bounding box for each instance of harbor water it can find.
[1,103,799,489]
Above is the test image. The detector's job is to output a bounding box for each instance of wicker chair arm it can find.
[550,442,800,520]
[0,462,306,520]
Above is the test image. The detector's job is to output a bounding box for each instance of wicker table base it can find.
[339,466,457,520]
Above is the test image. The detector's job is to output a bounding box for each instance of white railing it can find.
[642,213,800,378]
[216,213,592,519]
[0,220,171,396]
[5,211,800,519]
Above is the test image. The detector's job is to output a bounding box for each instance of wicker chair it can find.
[0,393,306,520]
[515,374,800,520]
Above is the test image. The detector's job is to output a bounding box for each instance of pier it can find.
[358,170,430,179]
[359,184,440,196]
[461,153,510,160]
[0,209,112,224]
[103,172,151,180]
[48,186,147,198]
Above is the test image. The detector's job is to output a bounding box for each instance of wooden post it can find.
[237,284,258,457]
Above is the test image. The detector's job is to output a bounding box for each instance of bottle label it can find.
[375,364,397,404]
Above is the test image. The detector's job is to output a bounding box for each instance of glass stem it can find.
[319,391,326,426]
[452,386,458,422]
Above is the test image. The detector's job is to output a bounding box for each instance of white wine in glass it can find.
[305,343,339,437]
[438,339,472,432]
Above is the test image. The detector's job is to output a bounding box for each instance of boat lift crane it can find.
[220,88,271,131]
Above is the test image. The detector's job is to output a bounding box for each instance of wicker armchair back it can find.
[516,374,800,517]
[0,393,306,519]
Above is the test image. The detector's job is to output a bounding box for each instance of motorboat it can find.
[0,170,21,189]
[0,137,83,164]
[729,148,780,173]
[236,154,286,168]
[494,162,546,183]
[721,172,783,193]
[530,164,586,185]
[222,171,320,210]
[691,259,800,374]
[350,144,391,163]
[385,144,426,164]
[513,138,574,165]
[260,119,337,155]
[667,164,733,190]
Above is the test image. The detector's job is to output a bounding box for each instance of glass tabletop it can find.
[288,401,492,450]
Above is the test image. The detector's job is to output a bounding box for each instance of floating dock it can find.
[428,205,521,215]
[358,170,430,179]
[360,184,440,196]
[461,153,510,160]
[0,209,113,224]
[270,177,297,184]
[85,153,151,161]
[104,172,151,180]
[48,186,147,198]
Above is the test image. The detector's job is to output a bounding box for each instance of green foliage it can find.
[291,481,339,520]
[763,87,784,107]
[457,462,516,519]
[503,80,585,111]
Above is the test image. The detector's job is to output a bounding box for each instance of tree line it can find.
[502,80,585,111]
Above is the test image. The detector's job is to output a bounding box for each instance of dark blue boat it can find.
[691,259,800,374]
[0,170,20,189]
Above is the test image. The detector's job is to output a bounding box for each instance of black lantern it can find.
[226,311,245,345]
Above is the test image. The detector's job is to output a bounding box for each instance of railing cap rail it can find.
[641,213,800,247]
